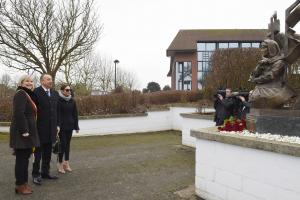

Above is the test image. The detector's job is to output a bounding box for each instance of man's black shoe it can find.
[41,174,58,180]
[33,176,42,185]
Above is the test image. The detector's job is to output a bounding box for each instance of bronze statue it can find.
[246,1,300,136]
[248,1,300,109]
[248,39,296,108]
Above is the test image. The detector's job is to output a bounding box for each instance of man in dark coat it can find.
[214,88,235,126]
[32,74,60,185]
[235,96,251,120]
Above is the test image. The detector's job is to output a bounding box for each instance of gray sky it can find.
[95,0,300,89]
[1,0,300,89]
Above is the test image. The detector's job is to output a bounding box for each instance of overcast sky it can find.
[94,0,300,89]
[1,0,300,89]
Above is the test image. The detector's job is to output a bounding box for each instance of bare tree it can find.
[117,69,138,91]
[97,57,114,92]
[64,54,114,93]
[0,73,13,97]
[204,48,261,92]
[125,71,139,91]
[61,52,139,95]
[0,73,11,87]
[0,0,102,82]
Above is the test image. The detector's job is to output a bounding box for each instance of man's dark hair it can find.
[40,73,52,81]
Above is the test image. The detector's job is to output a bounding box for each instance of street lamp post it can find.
[114,59,119,90]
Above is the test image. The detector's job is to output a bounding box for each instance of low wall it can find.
[191,127,300,200]
[180,113,215,147]
[0,107,200,136]
[78,107,197,136]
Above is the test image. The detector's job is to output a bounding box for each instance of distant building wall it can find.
[167,29,267,91]
[172,52,198,91]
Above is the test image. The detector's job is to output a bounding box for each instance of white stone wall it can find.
[76,107,198,136]
[77,110,171,136]
[195,139,300,200]
[182,118,215,147]
[170,107,198,131]
[0,126,8,132]
[0,107,197,135]
[1,107,216,147]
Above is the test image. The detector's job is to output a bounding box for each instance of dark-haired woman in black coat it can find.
[10,75,40,195]
[57,84,79,173]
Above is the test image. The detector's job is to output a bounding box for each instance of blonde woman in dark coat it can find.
[9,75,40,195]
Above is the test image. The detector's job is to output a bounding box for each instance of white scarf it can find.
[58,90,72,101]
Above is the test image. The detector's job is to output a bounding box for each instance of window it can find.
[252,43,260,48]
[229,43,239,48]
[177,62,182,72]
[197,43,216,89]
[175,61,192,90]
[196,41,262,89]
[206,43,216,51]
[197,52,204,61]
[197,42,216,51]
[241,43,251,48]
[197,62,202,70]
[219,43,228,49]
[203,62,210,71]
[197,43,206,51]
[197,71,203,90]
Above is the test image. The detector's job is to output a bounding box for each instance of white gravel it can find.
[219,130,300,145]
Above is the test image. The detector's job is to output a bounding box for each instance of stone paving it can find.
[0,131,201,200]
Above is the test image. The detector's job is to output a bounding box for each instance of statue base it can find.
[246,109,300,136]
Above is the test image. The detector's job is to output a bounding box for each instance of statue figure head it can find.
[261,39,281,58]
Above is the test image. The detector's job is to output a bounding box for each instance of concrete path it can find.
[0,131,200,200]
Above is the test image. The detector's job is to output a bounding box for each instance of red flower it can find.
[218,117,247,132]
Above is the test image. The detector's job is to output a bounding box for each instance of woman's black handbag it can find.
[52,134,61,154]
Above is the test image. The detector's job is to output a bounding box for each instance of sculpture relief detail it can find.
[249,39,296,108]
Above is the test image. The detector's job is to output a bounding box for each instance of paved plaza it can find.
[0,131,199,200]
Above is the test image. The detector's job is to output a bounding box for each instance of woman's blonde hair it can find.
[18,75,34,90]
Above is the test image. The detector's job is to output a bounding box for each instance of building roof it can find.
[167,29,268,56]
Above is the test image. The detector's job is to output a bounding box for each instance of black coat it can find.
[10,88,40,149]
[57,97,79,131]
[214,97,235,126]
[236,101,251,120]
[34,86,59,144]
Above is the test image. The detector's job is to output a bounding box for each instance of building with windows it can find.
[166,29,267,90]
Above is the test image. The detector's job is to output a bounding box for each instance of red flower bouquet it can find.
[218,117,247,132]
